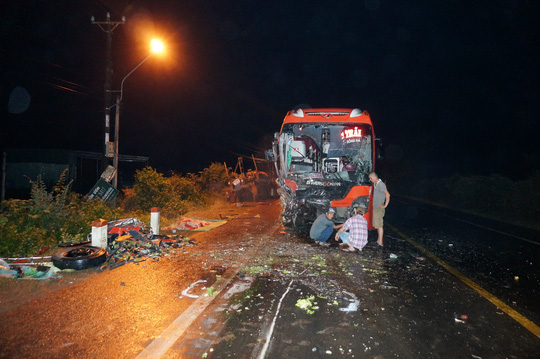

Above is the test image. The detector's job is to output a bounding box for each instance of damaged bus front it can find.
[268,108,381,230]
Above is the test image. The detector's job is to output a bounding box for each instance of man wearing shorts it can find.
[369,172,390,247]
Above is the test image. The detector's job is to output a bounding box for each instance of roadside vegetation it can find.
[379,144,540,230]
[0,163,230,258]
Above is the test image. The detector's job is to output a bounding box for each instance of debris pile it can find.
[0,258,59,280]
[100,218,196,270]
[1,217,198,277]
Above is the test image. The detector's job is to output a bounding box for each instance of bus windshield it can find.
[280,123,373,185]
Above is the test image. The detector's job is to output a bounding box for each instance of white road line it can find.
[257,279,294,359]
[137,218,284,358]
[136,267,239,359]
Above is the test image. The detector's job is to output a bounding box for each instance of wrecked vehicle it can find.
[267,108,382,230]
[226,157,274,202]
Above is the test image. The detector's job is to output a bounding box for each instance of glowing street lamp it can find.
[112,39,165,189]
[151,39,165,53]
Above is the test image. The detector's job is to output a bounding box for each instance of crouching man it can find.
[309,208,342,246]
[335,206,368,253]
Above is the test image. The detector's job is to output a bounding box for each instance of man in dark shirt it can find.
[309,208,342,246]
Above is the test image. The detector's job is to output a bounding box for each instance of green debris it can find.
[295,296,319,314]
[362,267,388,276]
[240,265,268,276]
[207,287,217,296]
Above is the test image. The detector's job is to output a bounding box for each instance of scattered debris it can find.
[0,259,22,278]
[338,291,360,312]
[163,217,227,232]
[90,217,198,270]
[108,218,145,236]
[389,253,398,259]
[295,296,319,314]
[0,258,60,280]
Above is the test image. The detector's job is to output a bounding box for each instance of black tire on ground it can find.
[52,246,107,270]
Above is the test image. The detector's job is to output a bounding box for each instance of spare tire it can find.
[52,246,107,270]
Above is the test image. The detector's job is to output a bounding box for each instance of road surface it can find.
[0,199,538,358]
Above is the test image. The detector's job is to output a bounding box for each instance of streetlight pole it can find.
[91,13,125,170]
[113,94,121,189]
[112,49,161,189]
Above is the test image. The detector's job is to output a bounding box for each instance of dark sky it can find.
[1,0,539,180]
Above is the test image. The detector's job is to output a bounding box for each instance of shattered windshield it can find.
[280,123,373,184]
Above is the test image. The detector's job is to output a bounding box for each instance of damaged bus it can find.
[267,108,382,230]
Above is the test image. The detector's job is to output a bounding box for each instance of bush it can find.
[198,162,230,192]
[164,174,206,216]
[133,167,170,212]
[0,174,121,257]
[0,163,235,257]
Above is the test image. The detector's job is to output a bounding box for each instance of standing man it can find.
[369,171,390,247]
[310,208,342,246]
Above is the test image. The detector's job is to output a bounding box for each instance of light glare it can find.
[150,39,165,54]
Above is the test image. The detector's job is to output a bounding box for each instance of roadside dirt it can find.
[0,200,285,359]
[0,199,266,315]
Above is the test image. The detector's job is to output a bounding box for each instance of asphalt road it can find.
[0,199,538,358]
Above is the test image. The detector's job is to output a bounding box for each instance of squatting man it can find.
[309,208,343,246]
[335,205,368,252]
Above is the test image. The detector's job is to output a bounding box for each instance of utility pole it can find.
[91,12,125,173]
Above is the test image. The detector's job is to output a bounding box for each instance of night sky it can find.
[1,0,539,180]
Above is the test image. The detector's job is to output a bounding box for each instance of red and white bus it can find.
[269,108,382,230]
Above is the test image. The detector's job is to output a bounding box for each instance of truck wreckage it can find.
[267,108,382,230]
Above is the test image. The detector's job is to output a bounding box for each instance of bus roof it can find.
[281,108,372,127]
